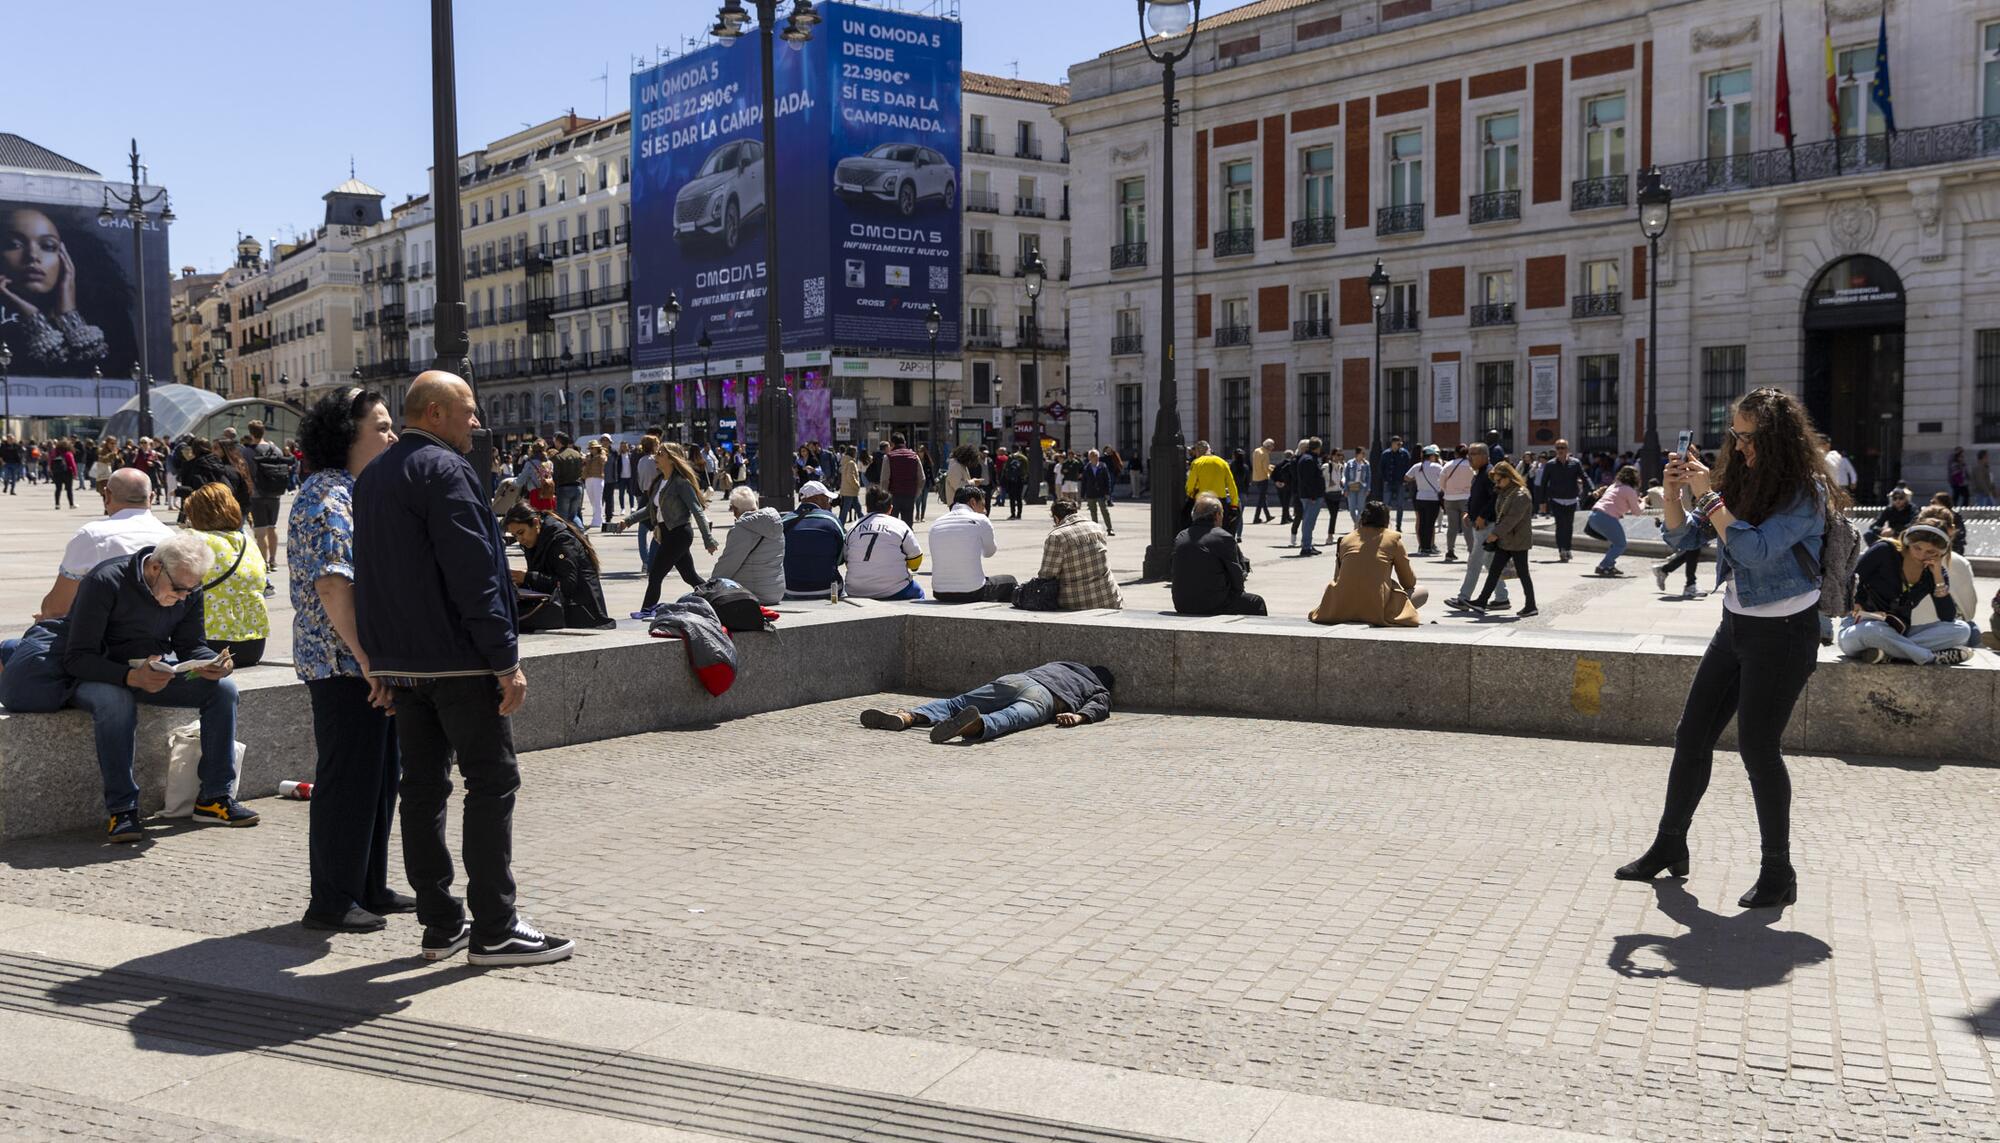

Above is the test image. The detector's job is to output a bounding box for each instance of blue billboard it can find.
[630,2,960,378]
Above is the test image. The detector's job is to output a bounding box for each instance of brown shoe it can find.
[929,706,984,744]
[860,708,915,731]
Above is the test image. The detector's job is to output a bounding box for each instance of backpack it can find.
[690,578,772,633]
[252,443,290,497]
[1005,456,1025,483]
[1792,489,1862,618]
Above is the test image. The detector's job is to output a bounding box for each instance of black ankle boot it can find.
[1737,859,1797,908]
[1614,833,1690,881]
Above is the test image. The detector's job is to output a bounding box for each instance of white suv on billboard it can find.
[675,140,765,252]
[834,144,956,216]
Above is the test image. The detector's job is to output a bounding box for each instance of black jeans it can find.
[1473,547,1536,611]
[306,677,401,918]
[393,675,520,942]
[210,638,266,669]
[52,474,74,508]
[1661,547,1702,586]
[1414,499,1441,551]
[935,575,1020,604]
[1657,605,1818,859]
[641,523,701,609]
[1551,502,1578,554]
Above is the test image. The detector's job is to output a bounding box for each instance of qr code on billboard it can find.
[929,265,950,292]
[803,276,826,320]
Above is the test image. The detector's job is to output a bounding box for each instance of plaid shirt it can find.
[1037,517,1123,610]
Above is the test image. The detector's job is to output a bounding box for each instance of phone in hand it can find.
[1676,430,1694,457]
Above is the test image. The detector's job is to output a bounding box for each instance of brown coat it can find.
[1489,486,1533,550]
[1308,526,1421,627]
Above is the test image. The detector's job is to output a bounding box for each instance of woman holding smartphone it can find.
[1615,388,1841,910]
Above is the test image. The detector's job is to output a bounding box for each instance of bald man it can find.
[35,469,172,621]
[351,372,573,967]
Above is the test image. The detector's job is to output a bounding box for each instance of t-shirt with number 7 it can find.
[842,513,923,599]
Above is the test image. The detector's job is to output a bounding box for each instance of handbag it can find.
[1012,576,1061,611]
[1483,534,1500,553]
[163,720,243,818]
[516,586,567,632]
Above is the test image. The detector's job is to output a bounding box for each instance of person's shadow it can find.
[1966,997,2000,1042]
[44,922,462,1056]
[1607,881,1831,991]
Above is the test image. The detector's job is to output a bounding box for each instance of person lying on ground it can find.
[858,660,1115,743]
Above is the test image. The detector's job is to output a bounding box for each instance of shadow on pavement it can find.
[45,922,459,1055]
[0,816,217,870]
[1966,997,2000,1041]
[1606,881,1831,991]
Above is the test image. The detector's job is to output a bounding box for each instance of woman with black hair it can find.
[502,503,614,630]
[0,206,117,372]
[288,387,412,933]
[1616,387,1844,910]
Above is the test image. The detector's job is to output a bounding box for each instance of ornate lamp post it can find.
[279,372,292,406]
[926,303,943,458]
[1367,258,1390,497]
[1023,250,1048,503]
[662,291,682,443]
[1637,166,1673,486]
[1,345,11,433]
[697,324,714,445]
[98,140,172,441]
[560,348,576,440]
[712,0,820,512]
[92,364,103,423]
[1137,0,1201,578]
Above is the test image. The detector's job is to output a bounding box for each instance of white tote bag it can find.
[162,720,244,818]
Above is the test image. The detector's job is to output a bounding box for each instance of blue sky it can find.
[14,0,1144,274]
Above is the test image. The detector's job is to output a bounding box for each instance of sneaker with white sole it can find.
[1852,647,1888,665]
[467,919,575,967]
[1931,647,1974,666]
[421,920,472,961]
[1653,566,1669,592]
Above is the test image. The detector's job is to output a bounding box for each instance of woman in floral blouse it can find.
[288,387,410,933]
[183,482,270,665]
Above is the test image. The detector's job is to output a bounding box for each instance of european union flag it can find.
[1870,8,1896,134]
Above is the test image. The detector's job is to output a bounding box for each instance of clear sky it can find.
[12,0,1147,275]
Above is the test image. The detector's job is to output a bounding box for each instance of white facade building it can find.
[1059,0,2000,497]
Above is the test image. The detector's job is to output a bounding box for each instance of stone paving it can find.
[0,698,1994,1139]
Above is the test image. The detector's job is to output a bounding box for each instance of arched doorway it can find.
[1803,255,1904,500]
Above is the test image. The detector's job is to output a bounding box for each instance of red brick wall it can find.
[1213,120,1258,147]
[1428,266,1465,319]
[1263,115,1287,241]
[1528,343,1563,448]
[1342,358,1372,446]
[1345,99,1371,230]
[1261,362,1288,443]
[1382,0,1431,20]
[1435,79,1462,218]
[1196,130,1210,250]
[1196,368,1212,441]
[1468,67,1527,99]
[1430,350,1462,446]
[1570,45,1634,80]
[1258,284,1290,332]
[1377,86,1429,116]
[1291,104,1340,133]
[1525,255,1566,309]
[1532,60,1564,205]
[1297,14,1342,40]
[1339,277,1373,326]
[1641,42,1654,169]
[1631,245,1648,301]
[1196,293,1213,339]
[1218,35,1261,61]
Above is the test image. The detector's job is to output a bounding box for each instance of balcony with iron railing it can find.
[593,229,611,249]
[497,250,514,271]
[1015,196,1046,217]
[1292,318,1332,341]
[1213,227,1255,257]
[1470,302,1516,327]
[1572,291,1621,319]
[1059,260,1071,281]
[1214,324,1252,347]
[1571,173,1629,211]
[1378,309,1420,334]
[967,252,1001,275]
[1468,189,1521,224]
[380,303,405,327]
[614,222,630,244]
[1110,333,1144,356]
[1377,203,1425,237]
[1016,139,1043,160]
[1658,118,2000,200]
[362,268,375,284]
[1292,216,1337,248]
[1109,242,1147,270]
[266,278,309,305]
[966,330,1003,349]
[965,190,1000,213]
[1014,322,1065,351]
[363,311,377,328]
[418,260,434,278]
[385,262,404,281]
[967,130,995,155]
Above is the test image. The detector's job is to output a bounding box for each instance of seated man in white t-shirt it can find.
[929,485,1018,603]
[843,487,926,601]
[37,469,171,621]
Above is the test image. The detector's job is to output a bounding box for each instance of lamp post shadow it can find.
[1608,880,1831,992]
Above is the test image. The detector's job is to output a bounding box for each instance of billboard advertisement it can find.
[0,200,169,390]
[630,1,960,380]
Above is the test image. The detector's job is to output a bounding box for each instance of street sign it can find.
[948,399,962,419]
[1043,401,1067,421]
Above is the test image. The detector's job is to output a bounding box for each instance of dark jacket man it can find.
[1023,660,1114,723]
[1466,458,1500,528]
[885,445,923,497]
[1541,454,1586,501]
[1292,446,1327,500]
[1171,517,1264,616]
[1080,460,1114,501]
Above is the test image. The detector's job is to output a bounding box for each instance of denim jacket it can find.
[1662,488,1822,607]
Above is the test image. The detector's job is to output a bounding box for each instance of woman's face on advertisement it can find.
[0,210,62,295]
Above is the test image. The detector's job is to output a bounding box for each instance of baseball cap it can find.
[798,480,833,499]
[1423,444,1441,455]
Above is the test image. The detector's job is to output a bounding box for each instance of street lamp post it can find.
[279,372,291,407]
[713,0,820,513]
[1023,250,1047,503]
[98,140,173,441]
[926,303,943,460]
[1637,166,1673,487]
[698,325,714,446]
[1,345,11,434]
[1137,0,1201,579]
[663,292,682,443]
[91,365,102,423]
[1367,258,1390,498]
[560,348,576,440]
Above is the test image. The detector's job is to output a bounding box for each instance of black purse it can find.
[516,587,567,632]
[1012,577,1061,611]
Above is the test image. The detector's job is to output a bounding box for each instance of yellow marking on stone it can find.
[1572,658,1605,716]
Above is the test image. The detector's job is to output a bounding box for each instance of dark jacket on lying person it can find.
[1023,660,1114,724]
[1170,519,1250,615]
[517,511,615,629]
[57,548,213,687]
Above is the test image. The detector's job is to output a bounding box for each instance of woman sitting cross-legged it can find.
[1837,522,1974,666]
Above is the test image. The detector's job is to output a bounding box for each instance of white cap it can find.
[798,480,833,499]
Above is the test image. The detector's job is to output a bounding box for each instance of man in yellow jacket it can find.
[1184,441,1240,514]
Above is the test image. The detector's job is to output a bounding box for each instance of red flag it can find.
[1775,9,1795,147]
[1824,1,1840,139]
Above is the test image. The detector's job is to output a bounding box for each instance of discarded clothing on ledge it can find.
[647,596,737,696]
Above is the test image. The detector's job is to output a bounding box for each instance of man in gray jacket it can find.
[709,485,786,605]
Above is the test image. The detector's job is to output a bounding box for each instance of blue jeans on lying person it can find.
[913,673,1056,741]
[1837,617,1974,664]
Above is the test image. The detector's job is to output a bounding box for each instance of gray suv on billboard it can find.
[675,139,766,252]
[834,144,956,216]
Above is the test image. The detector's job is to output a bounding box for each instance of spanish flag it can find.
[1823,0,1840,138]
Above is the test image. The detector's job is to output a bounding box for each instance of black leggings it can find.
[1473,547,1536,611]
[641,523,702,609]
[1656,606,1818,860]
[52,475,74,508]
[1661,547,1702,585]
[1414,499,1440,551]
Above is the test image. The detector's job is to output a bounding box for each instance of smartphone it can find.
[1676,430,1694,456]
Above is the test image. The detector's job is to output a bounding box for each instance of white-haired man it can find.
[709,484,786,605]
[33,468,171,621]
[0,530,255,842]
